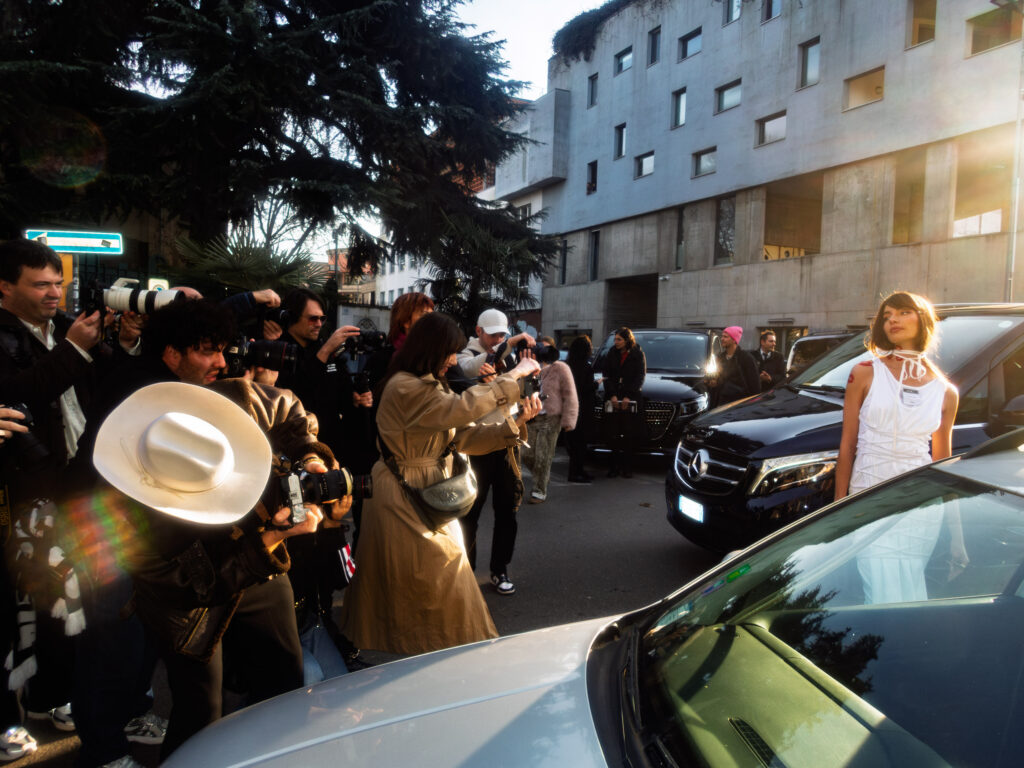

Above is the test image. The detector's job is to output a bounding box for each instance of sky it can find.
[455,0,604,100]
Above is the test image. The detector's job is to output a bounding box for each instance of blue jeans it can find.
[300,622,349,685]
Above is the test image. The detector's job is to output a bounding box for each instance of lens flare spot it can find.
[22,108,106,189]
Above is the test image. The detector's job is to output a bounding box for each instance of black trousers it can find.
[460,449,522,575]
[158,576,303,759]
[72,568,156,767]
[606,409,642,472]
[565,425,589,479]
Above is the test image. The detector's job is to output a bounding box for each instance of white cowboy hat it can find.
[93,382,272,525]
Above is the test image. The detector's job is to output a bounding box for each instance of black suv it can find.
[666,304,1024,551]
[592,329,715,453]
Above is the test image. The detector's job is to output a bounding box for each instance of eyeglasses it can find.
[305,315,326,323]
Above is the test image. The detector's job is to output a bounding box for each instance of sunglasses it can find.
[305,315,326,323]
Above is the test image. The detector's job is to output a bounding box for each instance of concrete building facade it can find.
[493,0,1024,352]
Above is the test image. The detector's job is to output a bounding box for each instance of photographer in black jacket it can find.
[601,327,646,478]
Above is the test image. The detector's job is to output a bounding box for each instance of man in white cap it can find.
[87,381,339,759]
[455,309,534,596]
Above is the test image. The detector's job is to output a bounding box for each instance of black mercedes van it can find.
[666,304,1024,552]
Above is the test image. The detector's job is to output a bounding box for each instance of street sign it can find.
[24,229,123,255]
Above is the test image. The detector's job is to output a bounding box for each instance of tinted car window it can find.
[596,332,709,373]
[643,466,1024,767]
[792,315,1024,391]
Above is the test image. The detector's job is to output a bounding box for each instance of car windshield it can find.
[638,461,1024,767]
[792,315,1024,390]
[600,332,709,373]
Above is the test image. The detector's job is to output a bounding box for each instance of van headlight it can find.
[748,451,839,496]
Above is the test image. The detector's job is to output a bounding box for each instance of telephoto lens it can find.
[103,285,186,314]
[245,340,299,373]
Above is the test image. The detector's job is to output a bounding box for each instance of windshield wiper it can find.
[797,383,846,394]
[620,627,682,768]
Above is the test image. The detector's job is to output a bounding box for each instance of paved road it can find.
[25,448,721,766]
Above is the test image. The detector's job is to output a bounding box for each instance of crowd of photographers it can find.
[0,238,584,765]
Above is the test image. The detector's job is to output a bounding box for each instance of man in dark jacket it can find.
[707,326,760,408]
[86,381,340,758]
[756,330,787,392]
[0,238,139,750]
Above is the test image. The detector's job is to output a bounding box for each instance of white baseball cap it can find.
[93,382,272,525]
[477,308,509,335]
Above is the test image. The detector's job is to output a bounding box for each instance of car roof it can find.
[937,429,1024,496]
[933,303,1024,316]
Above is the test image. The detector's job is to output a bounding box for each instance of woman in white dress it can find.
[834,291,963,603]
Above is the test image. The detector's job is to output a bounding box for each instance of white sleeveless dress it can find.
[851,357,949,604]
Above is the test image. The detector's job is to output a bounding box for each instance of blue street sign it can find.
[24,229,123,255]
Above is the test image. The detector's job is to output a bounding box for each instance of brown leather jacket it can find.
[126,379,336,660]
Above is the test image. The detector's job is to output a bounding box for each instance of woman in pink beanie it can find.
[706,326,759,408]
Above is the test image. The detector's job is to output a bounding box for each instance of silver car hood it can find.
[165,617,615,768]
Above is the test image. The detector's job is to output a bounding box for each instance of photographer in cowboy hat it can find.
[88,381,343,759]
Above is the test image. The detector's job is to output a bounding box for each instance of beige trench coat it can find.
[339,371,524,655]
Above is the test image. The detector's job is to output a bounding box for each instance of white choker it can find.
[884,349,927,385]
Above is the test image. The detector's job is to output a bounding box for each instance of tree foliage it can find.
[0,0,556,317]
[169,232,330,297]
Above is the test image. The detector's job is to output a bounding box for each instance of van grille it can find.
[674,439,747,495]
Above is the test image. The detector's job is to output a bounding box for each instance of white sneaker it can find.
[0,726,37,762]
[528,491,546,504]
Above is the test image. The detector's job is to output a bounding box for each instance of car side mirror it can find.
[987,394,1024,437]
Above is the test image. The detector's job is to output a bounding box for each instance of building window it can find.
[763,0,781,22]
[397,287,404,297]
[379,291,384,305]
[558,239,567,285]
[679,27,702,60]
[614,123,627,159]
[648,26,661,65]
[715,79,742,113]
[968,7,1022,55]
[587,73,598,107]
[614,46,633,75]
[844,67,884,110]
[586,161,598,194]
[516,203,532,221]
[389,257,395,274]
[799,37,820,88]
[907,0,935,47]
[756,111,786,145]
[388,289,394,303]
[634,151,654,178]
[397,253,406,270]
[675,207,685,269]
[693,146,717,177]
[672,87,687,128]
[724,0,741,24]
[588,231,600,281]
[715,197,736,265]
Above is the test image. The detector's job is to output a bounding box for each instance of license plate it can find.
[678,496,704,523]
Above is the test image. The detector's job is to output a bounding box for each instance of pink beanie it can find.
[723,326,743,344]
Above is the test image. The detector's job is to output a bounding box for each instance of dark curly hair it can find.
[142,298,236,358]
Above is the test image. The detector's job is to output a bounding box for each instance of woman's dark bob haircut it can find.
[615,327,636,349]
[867,291,938,355]
[381,312,466,388]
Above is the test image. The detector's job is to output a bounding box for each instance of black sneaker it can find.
[490,572,515,595]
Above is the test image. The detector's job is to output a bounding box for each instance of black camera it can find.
[535,344,560,364]
[223,336,300,378]
[262,306,295,329]
[342,330,387,358]
[5,403,49,464]
[486,339,517,373]
[520,374,542,399]
[81,277,185,316]
[278,464,373,525]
